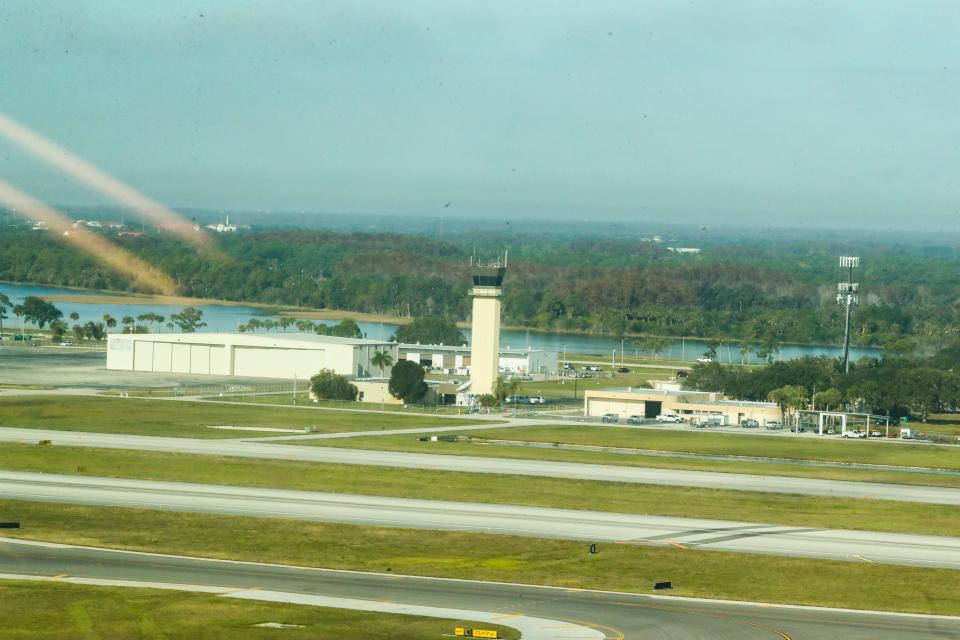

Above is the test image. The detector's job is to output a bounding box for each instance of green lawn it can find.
[0,580,518,640]
[0,396,486,438]
[208,392,470,414]
[322,423,960,469]
[302,427,960,488]
[515,369,671,399]
[1,501,958,615]
[919,414,960,438]
[1,443,957,537]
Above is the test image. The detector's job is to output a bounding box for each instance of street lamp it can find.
[837,256,860,373]
[561,343,566,385]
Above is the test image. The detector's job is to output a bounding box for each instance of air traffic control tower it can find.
[469,256,506,397]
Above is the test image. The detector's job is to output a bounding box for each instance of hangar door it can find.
[644,400,661,419]
[233,347,325,379]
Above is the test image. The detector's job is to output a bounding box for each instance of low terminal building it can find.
[106,332,397,381]
[399,343,557,376]
[583,386,781,426]
[400,343,557,374]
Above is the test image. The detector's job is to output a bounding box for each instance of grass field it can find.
[207,392,472,414]
[2,443,957,536]
[319,423,960,468]
[302,427,960,488]
[1,501,958,615]
[920,414,960,437]
[0,384,56,390]
[0,580,518,640]
[0,396,484,438]
[515,370,672,398]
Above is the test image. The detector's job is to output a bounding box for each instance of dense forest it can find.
[3,221,960,350]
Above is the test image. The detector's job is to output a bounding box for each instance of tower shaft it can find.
[469,264,506,397]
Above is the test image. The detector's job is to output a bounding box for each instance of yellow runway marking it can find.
[52,574,68,579]
[668,541,688,550]
[492,613,523,621]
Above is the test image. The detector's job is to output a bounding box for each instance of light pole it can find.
[837,256,860,373]
[561,343,566,384]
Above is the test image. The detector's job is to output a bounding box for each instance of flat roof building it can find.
[584,386,781,426]
[399,343,557,375]
[107,332,397,381]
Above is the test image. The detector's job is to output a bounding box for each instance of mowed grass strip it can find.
[1,501,958,615]
[0,580,518,640]
[304,431,960,489]
[1,443,957,537]
[460,425,960,468]
[0,395,484,438]
[314,423,960,471]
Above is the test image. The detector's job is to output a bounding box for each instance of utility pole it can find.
[837,256,860,374]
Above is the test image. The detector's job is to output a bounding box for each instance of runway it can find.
[1,426,958,505]
[3,470,959,568]
[0,537,957,639]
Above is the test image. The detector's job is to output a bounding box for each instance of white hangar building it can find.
[106,333,397,380]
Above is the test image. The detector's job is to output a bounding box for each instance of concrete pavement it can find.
[3,470,959,568]
[1,427,958,505]
[1,538,957,639]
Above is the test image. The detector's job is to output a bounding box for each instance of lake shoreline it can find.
[1,280,876,354]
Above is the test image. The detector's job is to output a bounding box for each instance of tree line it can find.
[5,225,960,349]
[683,345,960,423]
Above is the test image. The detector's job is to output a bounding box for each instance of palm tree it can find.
[102,314,117,331]
[739,342,754,366]
[494,375,521,403]
[371,350,394,377]
[122,315,134,333]
[0,291,10,336]
[69,312,80,321]
[296,320,316,333]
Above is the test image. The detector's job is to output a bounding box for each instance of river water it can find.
[0,282,881,363]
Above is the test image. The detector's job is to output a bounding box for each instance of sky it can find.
[1,1,959,230]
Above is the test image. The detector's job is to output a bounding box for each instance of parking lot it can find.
[0,346,280,390]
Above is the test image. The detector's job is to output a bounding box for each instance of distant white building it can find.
[206,216,239,233]
[107,332,397,380]
[667,247,702,254]
[398,343,557,376]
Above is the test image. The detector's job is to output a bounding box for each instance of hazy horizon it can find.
[2,1,960,231]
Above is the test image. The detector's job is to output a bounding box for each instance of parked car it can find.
[601,413,619,423]
[59,341,73,346]
[588,365,603,372]
[562,363,574,370]
[676,370,689,378]
[520,375,533,381]
[616,367,631,373]
[528,395,545,404]
[765,420,784,430]
[656,414,682,423]
[696,356,713,364]
[626,415,644,425]
[504,395,529,404]
[842,429,867,438]
[739,418,759,428]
